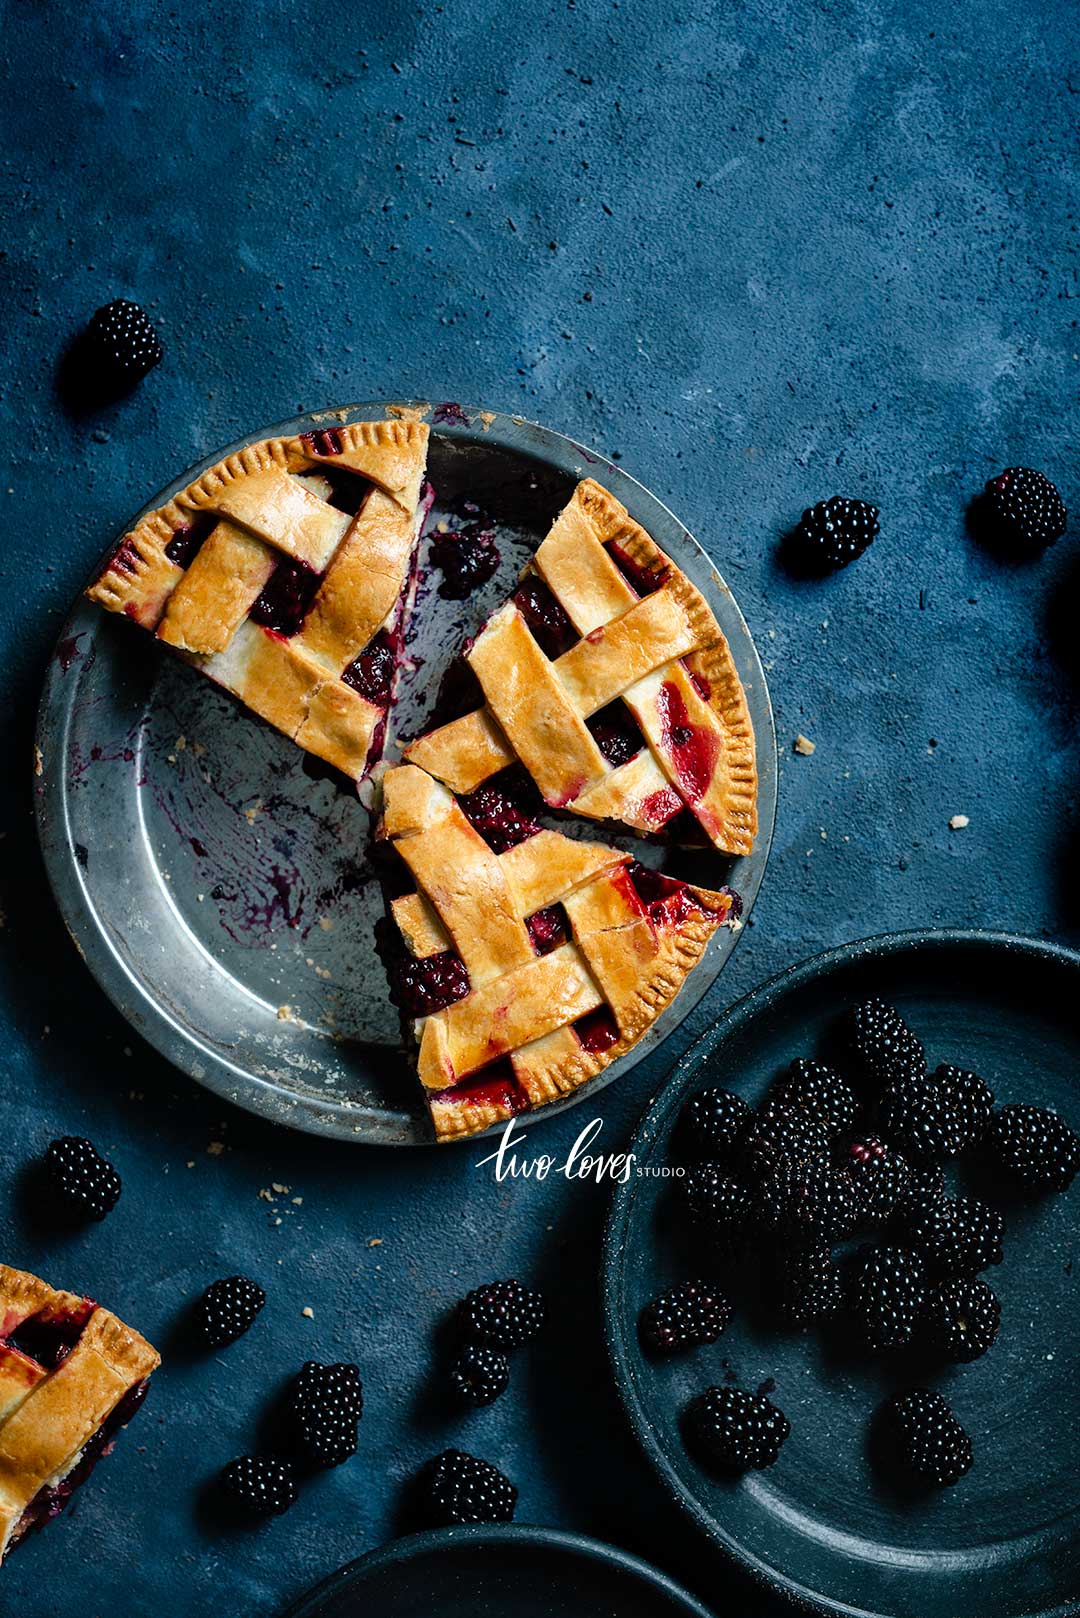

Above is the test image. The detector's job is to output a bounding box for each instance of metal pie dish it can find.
[282,1524,717,1617]
[35,403,776,1146]
[604,930,1080,1618]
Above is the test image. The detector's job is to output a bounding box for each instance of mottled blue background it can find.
[1,0,1077,1613]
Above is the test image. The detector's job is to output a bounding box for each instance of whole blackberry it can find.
[982,467,1067,554]
[422,1449,517,1526]
[449,1343,510,1406]
[932,1065,994,1150]
[685,1385,790,1471]
[879,1077,967,1163]
[792,497,879,571]
[846,1000,927,1092]
[777,1243,842,1326]
[885,1389,973,1486]
[741,1104,833,1179]
[639,1280,733,1354]
[680,1087,750,1165]
[923,1277,1001,1363]
[988,1104,1080,1194]
[286,1361,363,1467]
[844,1137,914,1229]
[899,1160,947,1215]
[192,1275,266,1349]
[219,1455,297,1518]
[848,1245,928,1352]
[679,1165,752,1258]
[43,1137,122,1221]
[457,1280,544,1350]
[756,1158,861,1242]
[900,1195,1004,1277]
[80,299,163,390]
[772,1059,858,1136]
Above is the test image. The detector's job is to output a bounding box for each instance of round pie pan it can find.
[34,402,776,1146]
[603,929,1080,1618]
[281,1524,716,1617]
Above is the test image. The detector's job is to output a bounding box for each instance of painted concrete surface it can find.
[0,0,1076,1612]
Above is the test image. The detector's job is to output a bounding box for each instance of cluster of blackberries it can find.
[644,1000,1078,1483]
[788,467,1068,574]
[445,1278,545,1409]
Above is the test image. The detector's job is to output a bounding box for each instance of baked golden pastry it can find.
[87,419,430,781]
[0,1264,159,1563]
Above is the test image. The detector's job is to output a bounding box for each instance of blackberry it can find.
[680,1087,750,1165]
[932,1065,994,1150]
[777,1243,842,1325]
[846,1000,927,1091]
[923,1278,1001,1363]
[885,1389,973,1486]
[449,1343,510,1407]
[982,467,1067,555]
[756,1158,861,1242]
[844,1137,914,1229]
[848,1245,928,1352]
[685,1385,790,1472]
[79,299,163,391]
[879,1077,967,1163]
[219,1455,297,1518]
[43,1137,122,1221]
[422,1449,517,1526]
[639,1280,733,1354]
[286,1361,363,1468]
[988,1104,1080,1194]
[900,1195,1003,1278]
[772,1059,858,1136]
[899,1160,947,1215]
[457,1280,544,1350]
[193,1275,266,1349]
[791,496,879,571]
[741,1104,833,1179]
[679,1165,752,1258]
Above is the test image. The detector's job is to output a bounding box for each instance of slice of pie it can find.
[404,477,757,855]
[378,763,738,1141]
[87,419,430,782]
[0,1264,159,1563]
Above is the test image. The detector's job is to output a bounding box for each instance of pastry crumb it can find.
[301,1305,315,1318]
[33,746,44,776]
[292,1196,303,1205]
[794,734,816,756]
[206,1140,225,1157]
[186,1160,195,1169]
[277,1005,293,1022]
[949,814,970,830]
[243,800,263,824]
[368,1237,383,1248]
[271,1182,289,1195]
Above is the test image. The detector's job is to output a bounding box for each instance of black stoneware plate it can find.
[282,1524,717,1617]
[604,931,1080,1618]
[34,402,775,1146]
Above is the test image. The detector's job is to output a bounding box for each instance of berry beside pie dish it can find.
[88,419,430,782]
[0,1264,159,1563]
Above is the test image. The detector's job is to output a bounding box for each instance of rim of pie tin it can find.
[34,401,777,1146]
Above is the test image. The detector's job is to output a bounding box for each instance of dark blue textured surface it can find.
[1,2,1077,1613]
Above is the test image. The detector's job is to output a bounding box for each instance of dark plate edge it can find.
[279,1522,717,1618]
[602,927,1080,1618]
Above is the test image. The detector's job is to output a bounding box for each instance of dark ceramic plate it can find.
[34,402,775,1146]
[604,931,1080,1618]
[282,1524,716,1617]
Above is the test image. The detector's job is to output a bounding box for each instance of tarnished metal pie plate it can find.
[34,403,776,1145]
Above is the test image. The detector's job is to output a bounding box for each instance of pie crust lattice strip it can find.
[405,477,757,856]
[379,763,738,1141]
[0,1264,159,1562]
[87,420,430,781]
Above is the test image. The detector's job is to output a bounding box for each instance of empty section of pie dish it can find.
[36,403,777,1145]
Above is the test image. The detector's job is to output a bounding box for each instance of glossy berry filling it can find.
[656,679,720,804]
[300,427,345,457]
[458,780,542,854]
[3,1302,95,1370]
[164,517,212,569]
[342,629,395,707]
[387,948,471,1019]
[626,861,709,927]
[574,1008,620,1054]
[437,1061,530,1114]
[430,510,501,600]
[587,701,645,769]
[249,559,322,638]
[606,540,667,597]
[525,905,569,956]
[513,577,577,658]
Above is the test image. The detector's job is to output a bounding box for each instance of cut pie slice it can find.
[378,763,739,1141]
[0,1264,159,1563]
[404,477,757,855]
[87,418,430,781]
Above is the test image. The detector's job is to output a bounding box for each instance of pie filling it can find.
[429,502,501,599]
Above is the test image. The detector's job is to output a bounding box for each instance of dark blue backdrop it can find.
[1,0,1076,1612]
